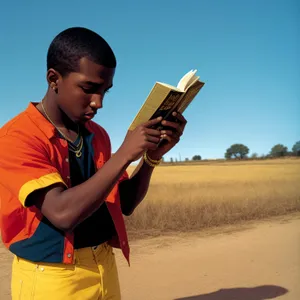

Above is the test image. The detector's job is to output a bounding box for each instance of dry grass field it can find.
[1,158,299,299]
[124,158,300,238]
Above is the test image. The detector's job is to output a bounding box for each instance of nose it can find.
[90,94,103,109]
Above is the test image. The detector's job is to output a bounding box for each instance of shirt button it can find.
[67,254,72,258]
[65,158,69,163]
[67,176,70,179]
[122,241,126,246]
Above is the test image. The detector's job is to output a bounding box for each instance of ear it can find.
[46,68,61,92]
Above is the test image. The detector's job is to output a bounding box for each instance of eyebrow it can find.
[83,81,113,89]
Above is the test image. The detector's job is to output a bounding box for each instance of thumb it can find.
[143,116,163,128]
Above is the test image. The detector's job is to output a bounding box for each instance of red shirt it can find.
[0,103,130,265]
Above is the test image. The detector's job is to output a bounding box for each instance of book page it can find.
[177,69,199,91]
[158,82,183,92]
[177,80,205,113]
[128,83,183,131]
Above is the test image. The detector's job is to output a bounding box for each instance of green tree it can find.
[192,155,202,161]
[250,153,258,159]
[225,144,249,159]
[292,141,300,156]
[270,144,288,157]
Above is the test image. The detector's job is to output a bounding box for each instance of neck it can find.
[40,92,78,132]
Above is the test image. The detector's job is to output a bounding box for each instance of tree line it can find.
[164,140,300,163]
[224,140,300,160]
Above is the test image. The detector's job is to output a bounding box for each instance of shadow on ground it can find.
[175,285,288,300]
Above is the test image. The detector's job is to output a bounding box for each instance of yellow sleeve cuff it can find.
[19,173,67,207]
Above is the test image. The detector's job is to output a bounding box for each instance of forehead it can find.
[72,57,115,83]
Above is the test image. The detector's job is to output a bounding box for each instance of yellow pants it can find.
[11,243,121,300]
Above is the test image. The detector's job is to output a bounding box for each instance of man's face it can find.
[55,57,115,123]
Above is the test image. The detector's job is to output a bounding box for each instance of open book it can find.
[128,70,205,131]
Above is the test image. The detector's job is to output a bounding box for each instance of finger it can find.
[146,141,160,151]
[160,129,181,139]
[161,120,180,131]
[160,129,173,136]
[160,134,172,143]
[172,111,187,124]
[145,135,161,144]
[161,133,180,143]
[172,112,187,131]
[161,122,183,137]
[143,116,163,128]
[144,128,162,136]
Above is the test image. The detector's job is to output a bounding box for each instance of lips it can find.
[83,112,96,120]
[85,111,97,117]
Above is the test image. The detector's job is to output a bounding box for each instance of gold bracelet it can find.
[146,152,162,164]
[143,152,162,167]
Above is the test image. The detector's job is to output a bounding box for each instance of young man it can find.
[0,27,187,300]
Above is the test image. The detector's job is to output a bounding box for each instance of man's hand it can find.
[117,117,163,163]
[147,111,187,160]
[118,112,187,215]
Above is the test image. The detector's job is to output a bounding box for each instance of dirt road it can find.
[1,215,299,299]
[116,216,300,300]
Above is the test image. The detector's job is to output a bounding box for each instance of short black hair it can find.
[47,27,116,76]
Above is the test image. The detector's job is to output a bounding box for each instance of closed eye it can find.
[81,86,98,94]
[80,85,112,95]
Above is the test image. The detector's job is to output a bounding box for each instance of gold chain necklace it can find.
[41,100,83,157]
[69,136,84,158]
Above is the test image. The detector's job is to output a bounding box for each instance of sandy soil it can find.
[116,215,300,300]
[1,215,299,299]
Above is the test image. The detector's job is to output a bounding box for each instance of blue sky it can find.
[0,0,299,160]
